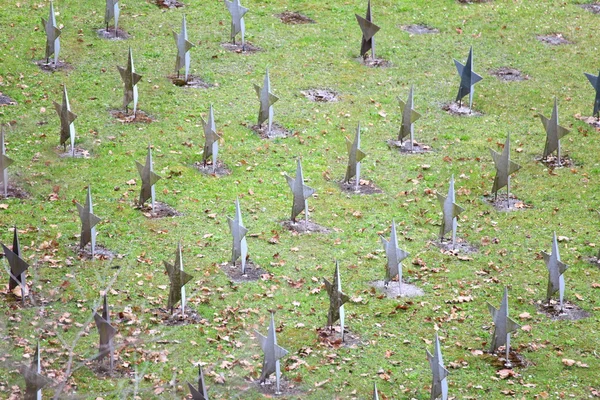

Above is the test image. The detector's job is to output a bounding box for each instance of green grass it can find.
[1,0,600,398]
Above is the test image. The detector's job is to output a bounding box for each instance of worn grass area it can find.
[1,0,600,399]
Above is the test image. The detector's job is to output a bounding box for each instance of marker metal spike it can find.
[164,242,193,316]
[539,97,570,165]
[380,219,409,295]
[105,0,120,34]
[398,85,421,150]
[437,175,464,248]
[355,0,380,58]
[117,47,142,115]
[542,232,568,311]
[255,312,288,393]
[227,197,248,274]
[0,125,13,196]
[454,47,482,110]
[426,333,449,400]
[487,288,520,365]
[490,133,521,207]
[584,70,600,119]
[285,158,315,223]
[174,15,194,82]
[225,0,248,49]
[345,123,367,192]
[136,145,162,208]
[323,261,350,341]
[2,227,29,304]
[188,364,209,400]
[201,105,221,172]
[22,342,51,400]
[254,68,279,135]
[76,186,102,257]
[42,2,61,65]
[53,85,77,156]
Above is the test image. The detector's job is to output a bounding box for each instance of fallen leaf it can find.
[562,358,575,366]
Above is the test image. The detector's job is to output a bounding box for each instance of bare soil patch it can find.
[338,178,383,195]
[138,202,181,218]
[155,0,184,8]
[220,260,266,283]
[537,300,590,321]
[251,123,293,139]
[537,154,575,168]
[150,307,205,326]
[580,3,600,13]
[86,359,133,379]
[255,376,303,396]
[97,28,130,40]
[432,238,478,255]
[0,93,17,106]
[574,113,600,129]
[193,161,231,177]
[485,350,533,369]
[401,24,439,34]
[0,184,29,199]
[35,60,73,72]
[276,11,315,24]
[169,75,212,89]
[485,193,529,212]
[281,220,330,234]
[301,89,338,102]
[357,56,391,68]
[537,33,571,45]
[110,109,155,124]
[370,280,424,299]
[56,146,90,159]
[76,244,115,261]
[386,139,432,153]
[489,67,529,81]
[442,102,482,116]
[317,326,363,349]
[221,42,261,53]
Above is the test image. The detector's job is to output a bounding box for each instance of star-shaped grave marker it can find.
[117,47,142,115]
[344,123,367,192]
[324,261,350,341]
[164,242,194,316]
[225,0,248,49]
[584,70,600,119]
[437,175,464,248]
[255,311,288,394]
[42,2,61,65]
[53,85,77,156]
[539,97,570,165]
[285,158,315,223]
[490,133,521,206]
[93,295,117,372]
[2,227,29,304]
[426,333,449,400]
[380,219,409,294]
[228,197,248,274]
[174,14,194,82]
[202,105,221,172]
[136,145,161,208]
[398,85,421,150]
[454,46,482,110]
[373,382,380,400]
[1,125,14,196]
[104,0,120,35]
[254,68,279,135]
[76,186,101,257]
[488,287,520,366]
[188,364,209,400]
[543,232,568,311]
[356,0,380,59]
[21,342,51,400]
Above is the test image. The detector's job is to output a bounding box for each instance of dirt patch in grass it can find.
[386,139,432,153]
[301,89,338,102]
[574,113,600,129]
[0,184,29,199]
[442,102,482,116]
[537,33,571,45]
[401,24,439,34]
[485,350,533,369]
[370,280,424,299]
[281,220,330,234]
[151,307,205,326]
[0,93,17,106]
[35,59,73,72]
[139,202,181,218]
[255,376,303,396]
[433,239,478,255]
[77,244,115,261]
[155,0,184,8]
[485,193,529,212]
[317,326,363,349]
[56,146,90,158]
[87,359,134,379]
[458,0,492,3]
[489,67,530,81]
[97,28,130,40]
[537,300,590,321]
[220,260,266,283]
[357,56,391,68]
[3,288,50,309]
[338,178,383,195]
[276,11,315,24]
[221,42,261,53]
[169,75,212,89]
[251,123,293,139]
[193,161,231,177]
[537,154,575,169]
[110,109,155,124]
[580,3,600,13]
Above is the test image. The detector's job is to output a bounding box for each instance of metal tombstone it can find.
[285,158,315,223]
[188,364,209,400]
[426,333,449,400]
[225,0,248,49]
[380,219,409,293]
[104,0,120,34]
[93,296,117,371]
[174,14,194,82]
[344,123,367,192]
[373,382,380,400]
[488,288,520,364]
[227,198,248,274]
[1,125,14,196]
[201,105,221,171]
[437,175,464,248]
[117,47,142,115]
[539,97,570,164]
[255,312,289,394]
[323,261,350,341]
[22,342,51,400]
[490,133,521,205]
[398,85,421,150]
[163,242,193,316]
[355,0,380,59]
[584,70,600,119]
[136,145,162,208]
[254,68,279,135]
[53,85,77,156]
[76,186,101,257]
[543,232,568,311]
[454,47,482,110]
[42,2,61,65]
[2,227,29,303]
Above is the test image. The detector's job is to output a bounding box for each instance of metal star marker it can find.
[285,158,315,223]
[174,14,194,82]
[380,219,409,294]
[188,365,209,400]
[454,47,482,110]
[356,0,380,59]
[93,298,117,370]
[324,261,350,341]
[2,227,29,304]
[437,175,464,248]
[225,0,248,49]
[42,2,61,65]
[53,85,77,156]
[373,382,380,400]
[76,186,101,257]
[98,295,115,371]
[255,312,289,394]
[398,85,421,151]
[117,47,142,115]
[344,123,367,192]
[539,97,570,165]
[164,242,194,316]
[584,70,600,119]
[1,125,14,196]
[136,145,161,208]
[488,288,520,365]
[426,333,449,400]
[254,68,279,135]
[21,342,51,400]
[104,0,120,35]
[490,133,521,206]
[228,197,248,274]
[543,232,568,311]
[201,105,221,172]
